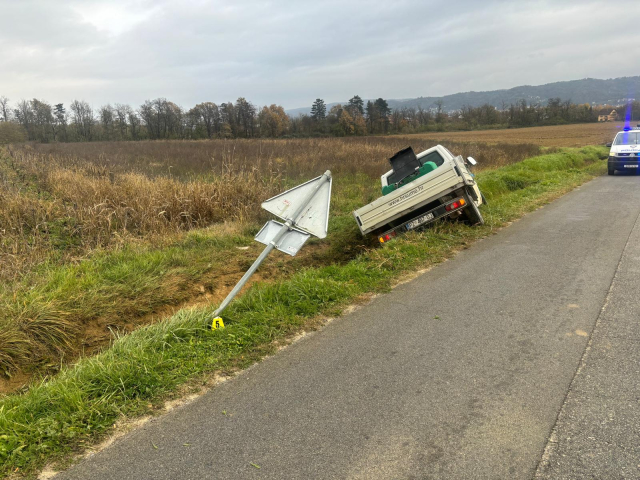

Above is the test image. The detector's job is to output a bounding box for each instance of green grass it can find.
[0,229,257,377]
[0,146,607,477]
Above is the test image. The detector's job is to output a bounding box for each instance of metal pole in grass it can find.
[210,170,332,328]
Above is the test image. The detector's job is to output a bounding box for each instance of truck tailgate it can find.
[354,164,462,234]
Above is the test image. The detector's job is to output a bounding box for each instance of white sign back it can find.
[261,175,332,238]
[254,220,310,256]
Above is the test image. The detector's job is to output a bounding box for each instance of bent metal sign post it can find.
[210,171,332,329]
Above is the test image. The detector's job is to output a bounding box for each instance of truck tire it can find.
[608,167,615,176]
[464,188,484,225]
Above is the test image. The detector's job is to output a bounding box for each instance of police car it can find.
[607,125,640,175]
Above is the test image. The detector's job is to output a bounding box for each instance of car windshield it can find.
[614,132,639,145]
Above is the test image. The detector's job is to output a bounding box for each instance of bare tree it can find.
[127,109,140,140]
[195,102,221,138]
[30,99,54,142]
[114,104,133,139]
[139,98,184,139]
[235,97,256,137]
[220,102,236,137]
[139,100,158,138]
[99,104,115,140]
[434,100,445,124]
[0,96,10,122]
[185,106,201,139]
[165,101,184,138]
[70,100,95,141]
[14,100,34,139]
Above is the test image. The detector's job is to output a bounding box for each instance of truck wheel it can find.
[464,189,484,226]
[608,168,615,176]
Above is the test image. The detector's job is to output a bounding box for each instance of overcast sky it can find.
[1,0,638,110]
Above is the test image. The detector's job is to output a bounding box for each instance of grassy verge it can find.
[0,229,250,373]
[0,147,607,477]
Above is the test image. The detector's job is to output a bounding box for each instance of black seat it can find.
[387,147,421,185]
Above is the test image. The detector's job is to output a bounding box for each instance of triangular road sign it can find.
[212,171,332,318]
[261,174,332,238]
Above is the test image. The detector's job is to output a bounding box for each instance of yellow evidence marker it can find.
[211,317,225,330]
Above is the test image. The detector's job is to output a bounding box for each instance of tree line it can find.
[0,96,291,143]
[0,94,636,143]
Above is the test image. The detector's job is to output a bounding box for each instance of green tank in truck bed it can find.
[381,161,439,196]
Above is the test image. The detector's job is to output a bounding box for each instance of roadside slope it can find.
[53,175,640,479]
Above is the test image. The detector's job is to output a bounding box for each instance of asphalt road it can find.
[55,175,640,480]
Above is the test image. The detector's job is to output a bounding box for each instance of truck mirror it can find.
[605,142,612,147]
[466,157,477,166]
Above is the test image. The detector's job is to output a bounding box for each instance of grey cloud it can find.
[0,0,638,109]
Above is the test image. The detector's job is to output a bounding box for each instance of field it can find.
[409,120,625,147]
[0,122,612,476]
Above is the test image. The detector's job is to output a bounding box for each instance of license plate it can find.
[624,165,639,168]
[406,212,435,230]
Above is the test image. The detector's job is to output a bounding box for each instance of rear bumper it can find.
[378,196,467,243]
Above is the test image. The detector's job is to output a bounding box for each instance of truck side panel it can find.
[354,164,462,235]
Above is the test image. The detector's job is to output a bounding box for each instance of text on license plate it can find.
[406,212,435,230]
[624,165,639,168]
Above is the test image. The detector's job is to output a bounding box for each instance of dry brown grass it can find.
[22,137,540,180]
[406,121,625,147]
[1,146,281,280]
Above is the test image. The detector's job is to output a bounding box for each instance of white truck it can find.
[353,145,485,243]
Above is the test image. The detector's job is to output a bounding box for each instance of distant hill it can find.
[286,76,640,116]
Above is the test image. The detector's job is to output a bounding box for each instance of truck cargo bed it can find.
[354,161,463,235]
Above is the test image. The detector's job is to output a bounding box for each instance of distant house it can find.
[598,110,619,122]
